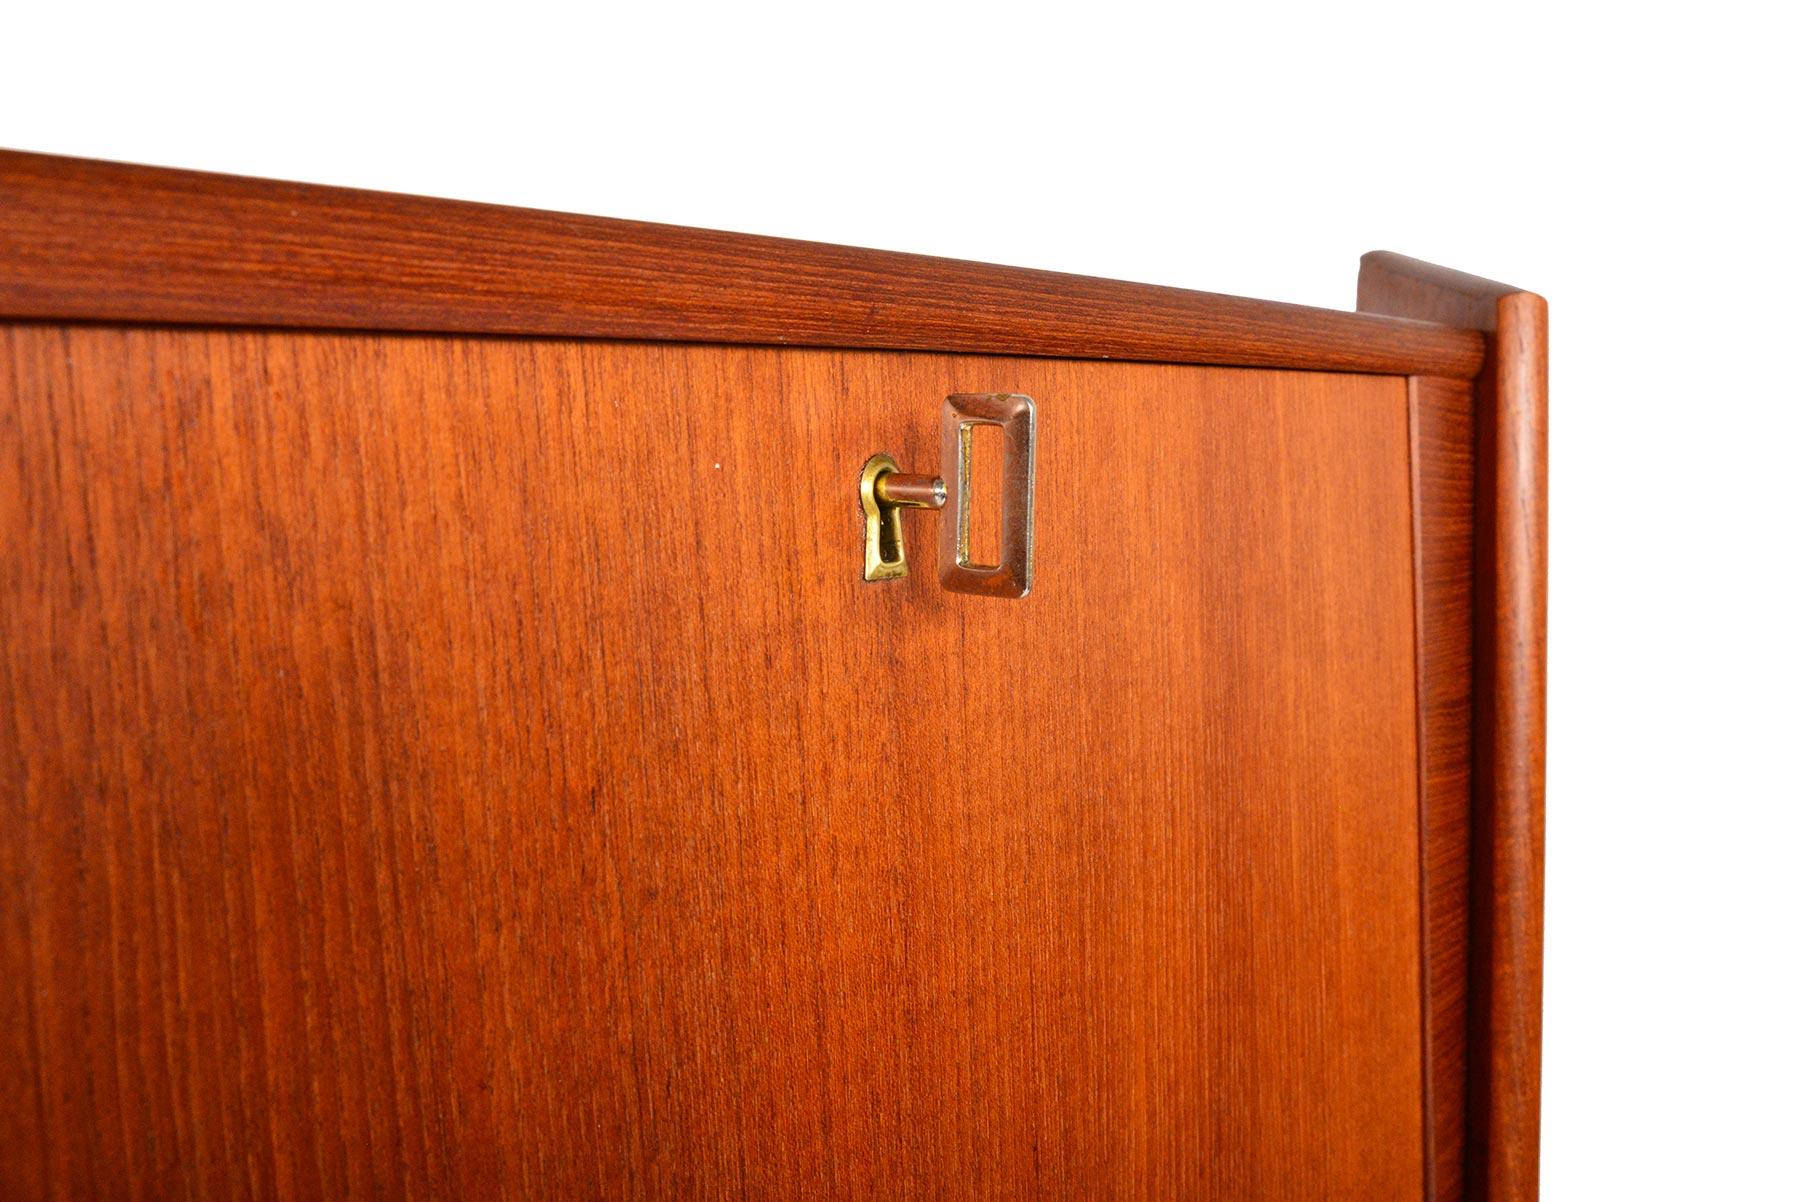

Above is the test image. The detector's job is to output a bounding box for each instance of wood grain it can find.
[1,325,1426,1200]
[1363,252,1548,1202]
[0,151,1484,378]
[1409,376,1476,1202]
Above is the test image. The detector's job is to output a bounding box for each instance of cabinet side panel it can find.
[1364,252,1548,1202]
[1411,376,1476,1202]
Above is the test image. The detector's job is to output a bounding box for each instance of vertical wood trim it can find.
[1409,376,1476,1202]
[1469,293,1548,1202]
[1362,253,1548,1202]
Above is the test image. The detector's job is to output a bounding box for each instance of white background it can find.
[6,3,1796,1195]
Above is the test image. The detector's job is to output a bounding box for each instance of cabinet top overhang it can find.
[1,150,1484,378]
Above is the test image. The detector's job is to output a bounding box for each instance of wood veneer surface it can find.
[1,326,1425,1200]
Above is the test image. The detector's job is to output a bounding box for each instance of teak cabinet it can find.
[0,151,1546,1201]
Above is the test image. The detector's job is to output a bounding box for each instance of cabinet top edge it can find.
[1,150,1485,378]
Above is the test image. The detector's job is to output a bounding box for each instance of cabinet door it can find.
[1,326,1422,1199]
